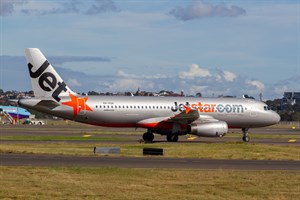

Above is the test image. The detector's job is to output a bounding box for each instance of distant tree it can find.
[0,89,3,94]
[292,112,300,121]
[292,103,300,112]
[88,91,100,95]
[266,99,281,111]
[195,93,202,97]
[28,90,34,95]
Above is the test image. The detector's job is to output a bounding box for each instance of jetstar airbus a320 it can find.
[18,48,280,142]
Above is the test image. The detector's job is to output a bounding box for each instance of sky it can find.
[0,0,299,100]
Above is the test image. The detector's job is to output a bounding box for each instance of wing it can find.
[137,107,200,129]
[166,109,199,124]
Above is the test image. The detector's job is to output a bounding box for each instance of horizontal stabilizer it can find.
[36,100,60,109]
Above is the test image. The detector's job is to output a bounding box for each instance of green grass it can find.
[0,166,299,200]
[1,142,299,160]
[0,135,128,141]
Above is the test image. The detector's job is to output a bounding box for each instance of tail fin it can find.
[25,48,75,102]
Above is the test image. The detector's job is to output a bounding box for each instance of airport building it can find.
[281,92,300,106]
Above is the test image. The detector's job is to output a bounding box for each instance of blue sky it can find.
[0,0,299,100]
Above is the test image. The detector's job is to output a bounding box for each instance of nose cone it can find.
[270,111,280,125]
[258,111,280,126]
[274,112,281,123]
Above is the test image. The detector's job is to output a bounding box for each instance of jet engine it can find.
[187,121,228,137]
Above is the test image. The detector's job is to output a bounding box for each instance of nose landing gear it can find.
[143,131,154,142]
[242,128,250,142]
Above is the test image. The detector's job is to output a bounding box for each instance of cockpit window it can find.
[264,106,271,111]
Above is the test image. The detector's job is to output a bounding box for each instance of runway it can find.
[1,153,299,170]
[1,124,299,145]
[1,124,299,171]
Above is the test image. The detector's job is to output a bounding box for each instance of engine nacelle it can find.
[187,121,228,137]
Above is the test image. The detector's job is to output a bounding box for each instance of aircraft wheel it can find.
[167,134,179,142]
[242,136,250,142]
[172,135,179,142]
[242,128,250,142]
[143,132,154,142]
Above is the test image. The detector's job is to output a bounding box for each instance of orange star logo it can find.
[184,105,191,114]
[62,93,93,117]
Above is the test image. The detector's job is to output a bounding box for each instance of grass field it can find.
[1,142,299,160]
[1,123,299,199]
[0,167,299,200]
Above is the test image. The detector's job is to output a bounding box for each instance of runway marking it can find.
[82,135,92,138]
[187,135,198,140]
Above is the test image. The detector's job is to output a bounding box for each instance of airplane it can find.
[18,48,280,142]
[0,105,31,119]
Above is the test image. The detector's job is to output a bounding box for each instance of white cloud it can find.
[106,78,154,92]
[247,80,265,91]
[116,70,137,78]
[187,85,208,95]
[0,0,27,16]
[169,0,246,21]
[117,70,169,79]
[0,54,287,100]
[273,85,288,97]
[67,78,81,87]
[179,64,211,79]
[223,70,236,82]
[3,0,120,16]
[84,0,120,15]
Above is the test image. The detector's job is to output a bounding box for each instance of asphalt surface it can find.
[1,153,299,170]
[1,124,299,170]
[1,124,299,145]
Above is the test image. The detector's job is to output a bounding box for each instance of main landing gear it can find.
[242,128,250,142]
[142,132,179,142]
[143,131,154,142]
[167,134,179,142]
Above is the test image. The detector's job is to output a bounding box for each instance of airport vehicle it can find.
[18,48,280,142]
[23,119,45,125]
